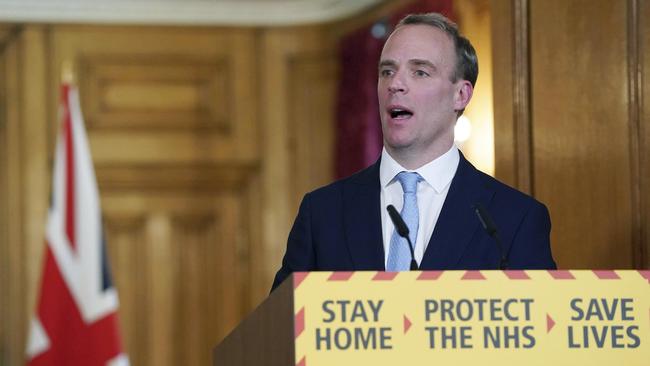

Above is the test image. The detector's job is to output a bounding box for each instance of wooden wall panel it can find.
[494,0,648,269]
[455,0,495,176]
[17,28,51,354]
[0,25,10,366]
[0,24,267,365]
[102,172,254,365]
[50,26,258,165]
[530,0,632,268]
[0,25,50,366]
[259,27,337,290]
[287,54,337,212]
[45,28,263,364]
[642,0,650,268]
[491,0,529,189]
[104,214,148,366]
[82,57,231,131]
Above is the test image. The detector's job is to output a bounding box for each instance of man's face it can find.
[378,24,470,161]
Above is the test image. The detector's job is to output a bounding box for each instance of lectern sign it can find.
[292,270,649,365]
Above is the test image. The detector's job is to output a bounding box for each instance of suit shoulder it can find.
[476,170,546,211]
[304,163,378,200]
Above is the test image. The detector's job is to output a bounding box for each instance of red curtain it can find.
[335,0,455,179]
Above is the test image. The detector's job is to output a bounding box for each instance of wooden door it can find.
[492,0,649,268]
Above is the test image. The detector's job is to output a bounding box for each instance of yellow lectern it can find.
[213,270,649,365]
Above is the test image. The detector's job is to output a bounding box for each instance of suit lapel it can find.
[343,160,385,271]
[420,153,494,269]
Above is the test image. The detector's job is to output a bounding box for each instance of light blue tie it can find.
[387,171,421,271]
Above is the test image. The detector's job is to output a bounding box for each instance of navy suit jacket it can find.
[271,153,556,290]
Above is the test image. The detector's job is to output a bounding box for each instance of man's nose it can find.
[388,74,407,94]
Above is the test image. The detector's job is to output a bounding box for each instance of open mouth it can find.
[389,108,413,119]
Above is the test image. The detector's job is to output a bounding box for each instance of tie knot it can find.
[396,171,421,194]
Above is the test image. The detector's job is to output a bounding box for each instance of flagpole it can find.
[61,59,74,85]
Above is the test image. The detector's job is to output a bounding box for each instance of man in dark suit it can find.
[272,13,556,290]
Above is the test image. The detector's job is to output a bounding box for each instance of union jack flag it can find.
[26,83,128,366]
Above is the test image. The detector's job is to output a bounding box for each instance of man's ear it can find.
[454,80,473,111]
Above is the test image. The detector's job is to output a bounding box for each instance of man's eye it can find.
[414,70,430,77]
[380,69,394,77]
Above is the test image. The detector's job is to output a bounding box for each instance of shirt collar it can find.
[379,145,460,194]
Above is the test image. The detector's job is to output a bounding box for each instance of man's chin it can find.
[384,139,414,152]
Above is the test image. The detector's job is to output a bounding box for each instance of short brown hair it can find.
[397,13,478,87]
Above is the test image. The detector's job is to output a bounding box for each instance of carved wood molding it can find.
[79,55,232,132]
[626,0,646,268]
[96,163,258,191]
[513,0,533,195]
[642,0,650,268]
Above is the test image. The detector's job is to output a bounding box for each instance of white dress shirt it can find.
[379,145,460,266]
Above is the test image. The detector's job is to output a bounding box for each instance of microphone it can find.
[473,203,508,270]
[386,205,418,270]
